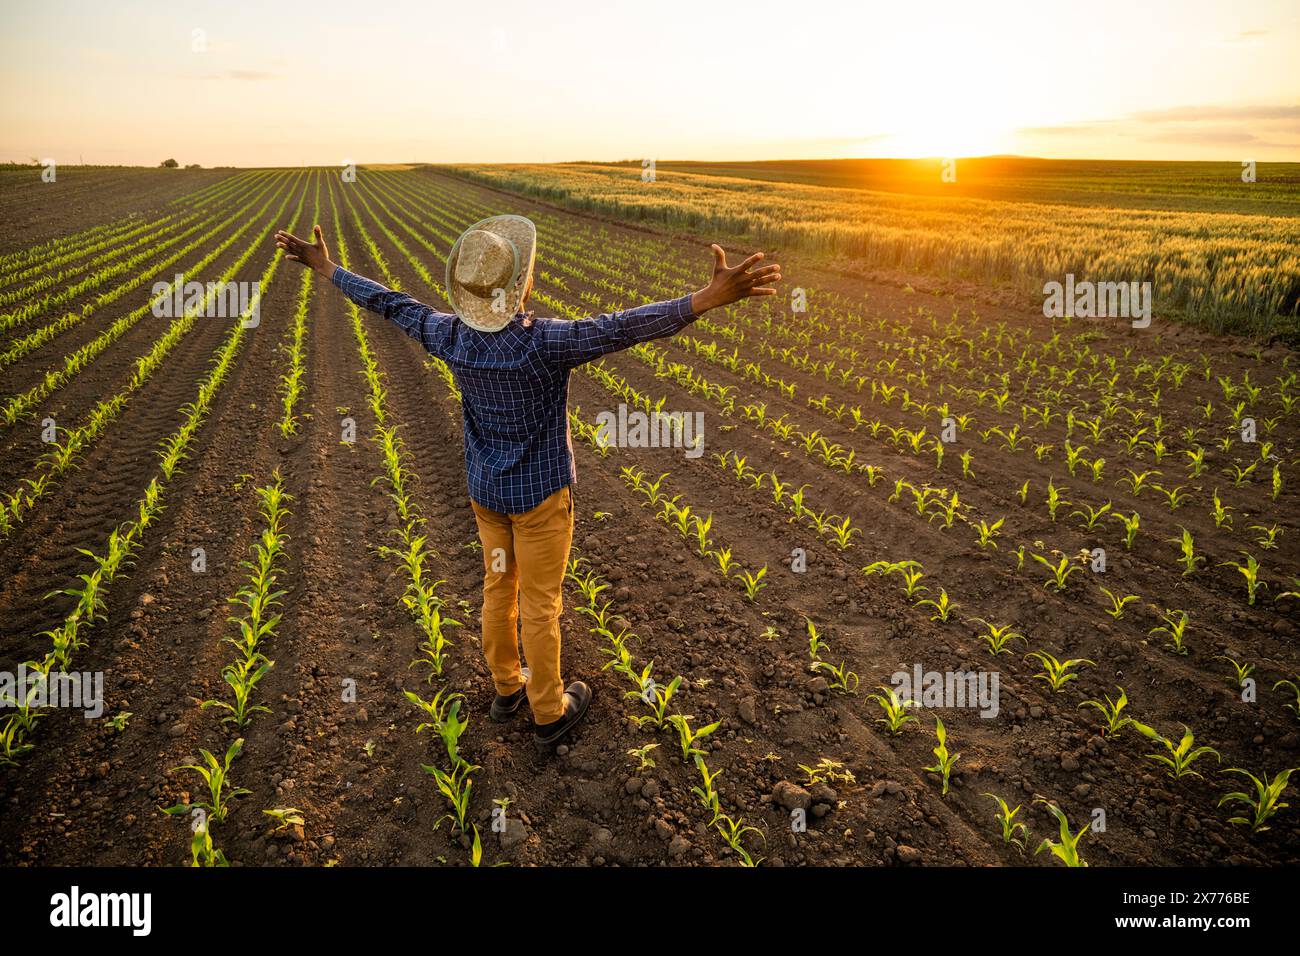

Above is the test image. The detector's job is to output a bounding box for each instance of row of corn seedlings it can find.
[0,173,303,533]
[0,254,267,764]
[328,178,483,862]
[277,172,323,436]
[0,170,258,286]
[0,170,295,427]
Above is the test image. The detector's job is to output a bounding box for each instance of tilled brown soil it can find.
[0,167,233,247]
[1,168,1296,867]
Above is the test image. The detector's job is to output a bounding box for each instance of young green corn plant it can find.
[927,493,963,530]
[1217,655,1254,690]
[201,655,274,727]
[866,686,917,735]
[734,565,768,600]
[899,566,928,598]
[161,737,249,827]
[1025,650,1094,692]
[263,807,305,832]
[692,514,713,556]
[798,757,856,786]
[425,759,479,833]
[960,450,974,478]
[1218,767,1296,832]
[924,716,959,796]
[1227,462,1257,487]
[1210,490,1233,530]
[1168,526,1204,576]
[1098,586,1139,620]
[713,814,764,867]
[1030,552,1081,592]
[1220,552,1266,606]
[1034,799,1088,867]
[627,743,659,772]
[668,713,721,762]
[915,588,958,622]
[1119,468,1160,497]
[983,793,1028,851]
[405,687,465,752]
[1152,483,1190,512]
[825,516,860,550]
[409,606,462,682]
[709,546,736,576]
[1111,510,1140,549]
[160,738,249,867]
[691,754,724,823]
[626,668,680,729]
[805,618,829,662]
[1132,722,1220,780]
[1078,686,1133,737]
[972,517,1003,550]
[1148,608,1190,655]
[812,658,860,694]
[1044,480,1069,522]
[969,619,1025,657]
[1071,501,1111,531]
[1273,678,1300,722]
[1249,524,1281,551]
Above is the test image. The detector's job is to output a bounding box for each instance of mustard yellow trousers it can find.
[470,486,573,723]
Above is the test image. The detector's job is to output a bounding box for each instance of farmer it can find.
[275,215,780,744]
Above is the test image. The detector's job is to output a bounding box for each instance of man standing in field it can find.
[275,215,780,745]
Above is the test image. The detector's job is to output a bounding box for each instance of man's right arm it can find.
[275,225,453,357]
[331,267,454,356]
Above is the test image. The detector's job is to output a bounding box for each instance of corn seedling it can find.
[263,807,305,832]
[1031,552,1081,592]
[734,565,768,600]
[1168,526,1204,576]
[1025,650,1093,691]
[1219,552,1266,606]
[627,743,659,772]
[1078,686,1133,737]
[916,588,959,622]
[1099,586,1139,620]
[983,793,1028,851]
[668,713,721,761]
[1132,722,1221,779]
[866,685,918,734]
[1034,799,1088,867]
[1273,679,1300,721]
[626,668,680,729]
[924,716,959,796]
[1149,608,1190,655]
[1218,767,1296,832]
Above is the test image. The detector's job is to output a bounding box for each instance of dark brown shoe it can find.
[490,686,528,722]
[534,681,592,745]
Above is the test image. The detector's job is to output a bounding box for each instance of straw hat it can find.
[445,215,537,332]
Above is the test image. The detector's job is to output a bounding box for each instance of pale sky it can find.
[1,0,1297,166]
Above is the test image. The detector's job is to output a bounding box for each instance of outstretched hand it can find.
[275,225,336,278]
[691,244,782,315]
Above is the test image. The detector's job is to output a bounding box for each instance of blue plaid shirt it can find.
[332,267,699,514]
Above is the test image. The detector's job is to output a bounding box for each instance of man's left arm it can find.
[541,244,781,368]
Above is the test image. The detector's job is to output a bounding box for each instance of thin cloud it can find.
[1130,104,1300,124]
[207,69,282,81]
